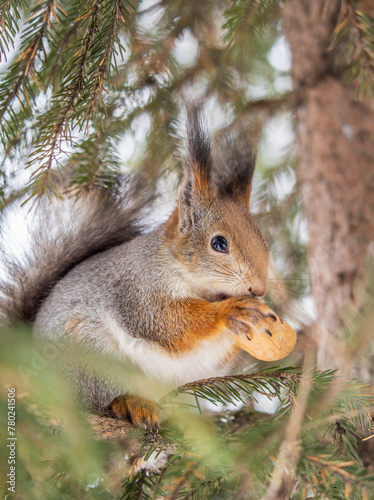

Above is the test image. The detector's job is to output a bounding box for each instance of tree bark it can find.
[282,0,374,374]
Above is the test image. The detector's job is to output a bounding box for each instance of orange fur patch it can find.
[65,316,84,338]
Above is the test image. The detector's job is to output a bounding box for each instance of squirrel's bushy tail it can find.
[0,176,154,325]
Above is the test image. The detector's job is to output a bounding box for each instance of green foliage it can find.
[223,0,281,44]
[0,321,373,499]
[0,324,372,500]
[331,0,374,99]
[121,368,374,499]
[0,0,285,201]
[0,327,124,499]
[0,0,134,200]
[0,0,28,61]
[161,366,300,412]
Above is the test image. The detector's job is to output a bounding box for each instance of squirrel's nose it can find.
[249,285,268,298]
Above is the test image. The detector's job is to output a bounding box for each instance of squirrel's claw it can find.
[106,394,160,430]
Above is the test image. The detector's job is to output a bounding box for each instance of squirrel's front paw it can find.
[218,297,274,334]
[106,394,160,430]
[219,297,297,361]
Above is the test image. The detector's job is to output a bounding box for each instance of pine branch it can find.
[25,0,134,200]
[1,2,88,169]
[42,4,84,89]
[223,0,281,45]
[123,367,373,499]
[297,453,374,498]
[66,134,122,195]
[160,367,301,411]
[0,0,64,122]
[84,0,132,126]
[265,354,314,500]
[331,0,374,98]
[2,0,285,204]
[25,1,101,194]
[303,374,374,436]
[0,0,27,62]
[179,476,230,500]
[122,470,153,500]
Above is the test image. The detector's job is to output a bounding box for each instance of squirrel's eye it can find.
[211,236,228,253]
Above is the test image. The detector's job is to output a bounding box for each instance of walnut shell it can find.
[231,317,297,361]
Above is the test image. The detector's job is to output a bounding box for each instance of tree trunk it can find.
[282,0,374,375]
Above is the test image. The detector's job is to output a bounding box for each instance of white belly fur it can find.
[105,315,236,392]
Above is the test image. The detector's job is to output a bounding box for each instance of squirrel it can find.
[0,108,278,429]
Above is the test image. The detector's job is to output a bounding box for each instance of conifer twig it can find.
[0,0,60,121]
[265,352,315,500]
[160,367,300,410]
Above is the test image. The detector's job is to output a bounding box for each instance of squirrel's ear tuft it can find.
[186,105,213,195]
[214,132,256,207]
[174,106,215,232]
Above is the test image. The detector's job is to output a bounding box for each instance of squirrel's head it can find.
[164,107,269,302]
